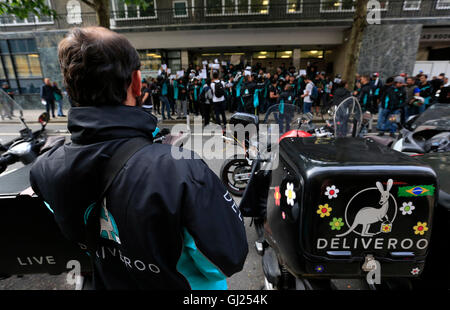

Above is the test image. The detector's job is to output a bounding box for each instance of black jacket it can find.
[40,84,54,101]
[358,83,372,112]
[381,86,406,110]
[29,105,248,290]
[332,87,351,106]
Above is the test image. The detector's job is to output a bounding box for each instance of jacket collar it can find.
[68,105,157,145]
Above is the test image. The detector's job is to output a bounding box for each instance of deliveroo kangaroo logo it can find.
[337,179,397,237]
[100,198,121,244]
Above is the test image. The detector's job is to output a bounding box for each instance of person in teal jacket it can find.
[53,81,66,117]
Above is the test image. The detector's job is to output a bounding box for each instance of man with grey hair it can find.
[29,27,248,290]
[40,78,55,118]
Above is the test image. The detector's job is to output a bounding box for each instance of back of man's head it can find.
[58,27,140,107]
[212,71,219,80]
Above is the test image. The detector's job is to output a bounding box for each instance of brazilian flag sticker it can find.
[398,185,435,197]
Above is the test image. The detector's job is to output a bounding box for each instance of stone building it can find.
[0,0,449,108]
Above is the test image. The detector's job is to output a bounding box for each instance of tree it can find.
[0,0,56,20]
[0,0,152,29]
[342,0,369,91]
[80,0,150,29]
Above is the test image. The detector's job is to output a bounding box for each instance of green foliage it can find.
[0,0,57,19]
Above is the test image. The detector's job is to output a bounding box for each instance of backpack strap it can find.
[83,137,152,259]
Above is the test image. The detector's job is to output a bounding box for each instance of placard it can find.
[230,55,240,65]
[200,69,207,79]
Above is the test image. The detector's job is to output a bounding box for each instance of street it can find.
[0,117,264,290]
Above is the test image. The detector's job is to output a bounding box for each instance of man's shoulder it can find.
[130,143,209,179]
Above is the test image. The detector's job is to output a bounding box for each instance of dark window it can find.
[0,38,43,94]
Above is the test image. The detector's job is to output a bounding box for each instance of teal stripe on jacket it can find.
[176,228,227,290]
[173,80,179,100]
[162,82,168,96]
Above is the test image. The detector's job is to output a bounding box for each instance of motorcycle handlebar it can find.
[0,154,16,174]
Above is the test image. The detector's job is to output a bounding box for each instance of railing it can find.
[0,0,449,32]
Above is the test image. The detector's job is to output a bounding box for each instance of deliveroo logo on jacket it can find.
[100,198,121,244]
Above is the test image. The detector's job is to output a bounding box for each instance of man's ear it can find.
[131,70,142,97]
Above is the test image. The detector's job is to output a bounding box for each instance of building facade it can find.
[0,0,449,107]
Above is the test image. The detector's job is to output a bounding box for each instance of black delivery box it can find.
[266,137,438,279]
[0,165,90,277]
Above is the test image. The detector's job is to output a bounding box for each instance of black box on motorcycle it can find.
[0,165,90,278]
[267,137,437,279]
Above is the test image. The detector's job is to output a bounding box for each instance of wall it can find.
[357,24,423,78]
[124,26,345,49]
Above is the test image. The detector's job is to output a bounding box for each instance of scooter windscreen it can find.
[334,96,362,137]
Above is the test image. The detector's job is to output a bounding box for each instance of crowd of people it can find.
[140,62,450,136]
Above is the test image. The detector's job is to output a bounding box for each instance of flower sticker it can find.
[317,204,332,218]
[413,222,429,235]
[400,202,415,215]
[315,265,324,273]
[329,217,344,231]
[285,182,296,206]
[325,185,339,199]
[274,186,281,206]
[381,223,392,233]
[411,267,420,275]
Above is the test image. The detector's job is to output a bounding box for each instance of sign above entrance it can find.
[420,28,450,42]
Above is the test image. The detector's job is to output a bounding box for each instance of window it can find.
[173,0,188,17]
[67,0,83,24]
[436,0,450,9]
[167,50,182,71]
[205,0,269,16]
[253,51,276,59]
[138,50,162,76]
[276,51,293,59]
[320,0,356,12]
[403,0,421,10]
[287,0,302,13]
[320,0,387,12]
[301,50,324,59]
[111,0,157,20]
[0,38,43,94]
[0,0,53,26]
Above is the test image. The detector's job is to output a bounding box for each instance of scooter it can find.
[237,98,446,290]
[0,112,65,175]
[368,103,450,153]
[220,104,335,197]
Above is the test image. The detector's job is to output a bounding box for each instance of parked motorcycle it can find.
[237,97,445,290]
[0,108,65,175]
[369,103,450,154]
[220,102,340,197]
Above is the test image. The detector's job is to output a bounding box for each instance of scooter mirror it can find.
[404,115,419,131]
[38,112,50,127]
